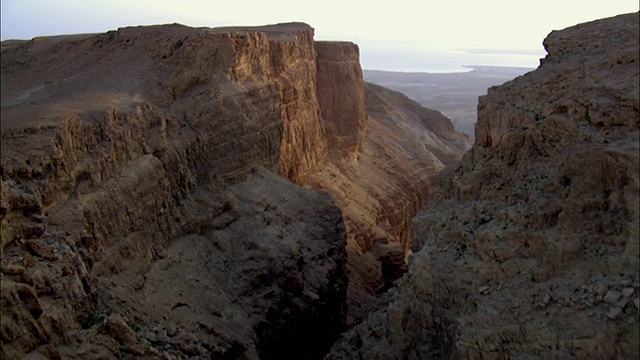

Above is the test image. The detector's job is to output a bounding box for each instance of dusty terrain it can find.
[364,66,533,136]
[328,12,639,359]
[0,22,469,359]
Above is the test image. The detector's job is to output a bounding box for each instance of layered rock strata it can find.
[315,41,367,161]
[328,12,639,359]
[1,21,474,359]
[1,23,347,359]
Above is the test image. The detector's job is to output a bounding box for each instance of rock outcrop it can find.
[1,23,348,359]
[328,12,639,359]
[316,41,367,161]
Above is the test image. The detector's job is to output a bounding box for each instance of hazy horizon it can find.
[1,0,638,72]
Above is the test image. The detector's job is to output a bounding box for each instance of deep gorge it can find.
[2,13,638,360]
[1,22,469,359]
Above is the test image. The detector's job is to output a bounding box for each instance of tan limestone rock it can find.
[316,41,367,162]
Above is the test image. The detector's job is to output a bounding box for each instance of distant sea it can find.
[360,46,546,73]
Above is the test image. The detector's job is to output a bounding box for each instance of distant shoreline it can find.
[462,64,536,72]
[362,66,534,136]
[364,65,536,76]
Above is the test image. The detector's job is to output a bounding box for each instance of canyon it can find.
[1,12,638,360]
[1,22,469,359]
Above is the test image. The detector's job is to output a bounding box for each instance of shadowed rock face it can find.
[327,12,639,359]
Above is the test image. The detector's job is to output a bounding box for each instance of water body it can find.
[361,46,545,73]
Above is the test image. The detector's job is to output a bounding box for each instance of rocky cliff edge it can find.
[328,12,639,359]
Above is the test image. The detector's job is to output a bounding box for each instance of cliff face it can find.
[328,12,639,359]
[315,41,367,161]
[1,23,347,359]
[0,23,328,187]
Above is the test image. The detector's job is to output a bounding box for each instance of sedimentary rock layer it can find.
[328,12,639,359]
[315,41,367,161]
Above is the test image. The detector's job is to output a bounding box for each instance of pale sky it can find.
[1,0,638,72]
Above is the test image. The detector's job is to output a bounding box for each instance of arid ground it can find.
[364,66,533,135]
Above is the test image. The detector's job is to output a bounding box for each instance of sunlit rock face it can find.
[327,12,639,359]
[315,41,367,162]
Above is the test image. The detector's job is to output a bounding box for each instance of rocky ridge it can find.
[1,22,469,359]
[327,12,639,359]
